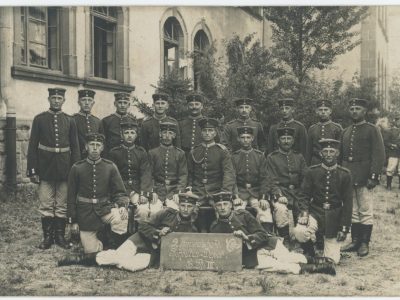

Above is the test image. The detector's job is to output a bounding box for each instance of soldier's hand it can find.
[233,197,243,207]
[119,207,128,220]
[139,195,149,204]
[366,179,378,190]
[152,193,159,204]
[233,230,249,241]
[277,196,288,205]
[71,223,80,236]
[259,199,270,210]
[159,227,171,236]
[298,211,309,226]
[336,231,347,242]
[130,192,139,205]
[30,175,40,184]
[172,193,179,204]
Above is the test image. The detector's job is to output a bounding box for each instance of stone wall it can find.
[0,118,31,184]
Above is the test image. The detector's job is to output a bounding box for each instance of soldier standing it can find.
[140,92,181,151]
[27,87,80,250]
[149,121,188,210]
[178,92,205,157]
[221,98,266,152]
[231,126,274,232]
[188,117,236,232]
[67,133,129,254]
[293,139,353,263]
[266,127,307,247]
[267,98,307,159]
[58,192,199,272]
[382,116,400,190]
[99,92,135,156]
[72,89,100,159]
[340,98,385,257]
[108,117,158,222]
[306,99,342,166]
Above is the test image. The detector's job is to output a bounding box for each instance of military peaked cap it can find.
[198,117,219,129]
[237,126,255,136]
[319,138,340,149]
[178,192,199,204]
[160,121,178,133]
[316,99,332,108]
[277,127,295,138]
[278,98,295,107]
[348,98,368,108]
[186,92,204,103]
[152,92,169,102]
[86,133,105,144]
[114,92,131,101]
[48,87,66,97]
[212,192,233,203]
[120,116,138,130]
[234,98,253,106]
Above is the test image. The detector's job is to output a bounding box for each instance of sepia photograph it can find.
[0,3,399,296]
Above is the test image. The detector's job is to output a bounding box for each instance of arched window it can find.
[163,17,184,76]
[193,30,210,91]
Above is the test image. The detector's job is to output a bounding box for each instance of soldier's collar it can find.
[240,148,253,154]
[238,116,251,122]
[114,112,127,118]
[201,142,216,148]
[189,114,203,120]
[47,109,63,115]
[78,111,91,117]
[122,143,135,150]
[278,149,291,155]
[153,113,167,121]
[281,118,294,124]
[321,163,338,171]
[319,120,332,125]
[218,211,235,222]
[86,157,102,165]
[353,120,366,126]
[160,143,173,149]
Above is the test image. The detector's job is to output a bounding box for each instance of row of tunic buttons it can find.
[325,170,331,200]
[191,120,196,149]
[164,148,170,183]
[349,126,356,161]
[127,150,133,185]
[86,115,92,133]
[92,163,97,197]
[202,146,208,184]
[245,152,250,181]
[54,115,59,147]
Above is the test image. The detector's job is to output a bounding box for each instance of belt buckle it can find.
[245,183,252,188]
[55,148,60,153]
[323,202,330,210]
[289,185,295,190]
[202,179,208,184]
[348,157,353,162]
[92,198,99,204]
[165,180,171,185]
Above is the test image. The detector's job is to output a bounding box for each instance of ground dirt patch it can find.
[0,185,399,296]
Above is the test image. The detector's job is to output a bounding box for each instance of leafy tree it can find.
[264,6,369,98]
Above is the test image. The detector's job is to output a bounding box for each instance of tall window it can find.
[193,30,210,91]
[20,7,61,70]
[91,7,117,79]
[163,17,184,76]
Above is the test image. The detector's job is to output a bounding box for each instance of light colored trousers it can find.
[38,181,68,218]
[80,208,128,254]
[96,239,151,272]
[256,239,307,274]
[234,198,273,223]
[293,215,342,264]
[352,186,373,225]
[130,192,164,222]
[386,157,400,176]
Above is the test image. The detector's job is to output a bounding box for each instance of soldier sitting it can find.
[210,192,336,275]
[58,192,199,272]
[293,139,353,263]
[149,121,188,210]
[109,117,160,222]
[231,126,274,232]
[67,133,129,254]
[266,127,307,247]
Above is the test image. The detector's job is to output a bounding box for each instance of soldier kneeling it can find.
[210,192,336,275]
[293,139,352,263]
[58,192,199,272]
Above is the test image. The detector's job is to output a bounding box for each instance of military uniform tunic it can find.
[67,158,129,231]
[267,119,308,159]
[27,110,80,181]
[222,118,266,152]
[99,113,136,156]
[140,115,181,151]
[299,164,353,238]
[108,144,152,195]
[306,120,342,165]
[231,148,270,200]
[188,142,236,202]
[178,115,204,153]
[340,121,385,186]
[72,112,101,159]
[209,210,274,268]
[148,144,188,201]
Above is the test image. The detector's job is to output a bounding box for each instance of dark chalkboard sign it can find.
[160,232,242,271]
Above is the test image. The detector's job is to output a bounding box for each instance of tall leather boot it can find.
[299,262,336,276]
[261,222,274,234]
[277,225,291,249]
[341,223,360,252]
[58,252,98,267]
[38,217,54,250]
[305,256,334,264]
[357,224,372,257]
[110,231,128,249]
[387,176,393,190]
[301,240,316,257]
[54,217,71,249]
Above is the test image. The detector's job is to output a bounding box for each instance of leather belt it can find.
[77,196,108,204]
[314,202,342,210]
[39,143,70,153]
[238,183,257,189]
[156,180,178,186]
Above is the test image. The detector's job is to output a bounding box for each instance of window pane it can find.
[29,42,47,66]
[29,7,46,21]
[28,19,46,45]
[93,16,116,79]
[20,7,26,63]
[48,7,60,70]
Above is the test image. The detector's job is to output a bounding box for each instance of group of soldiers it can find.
[27,86,385,276]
